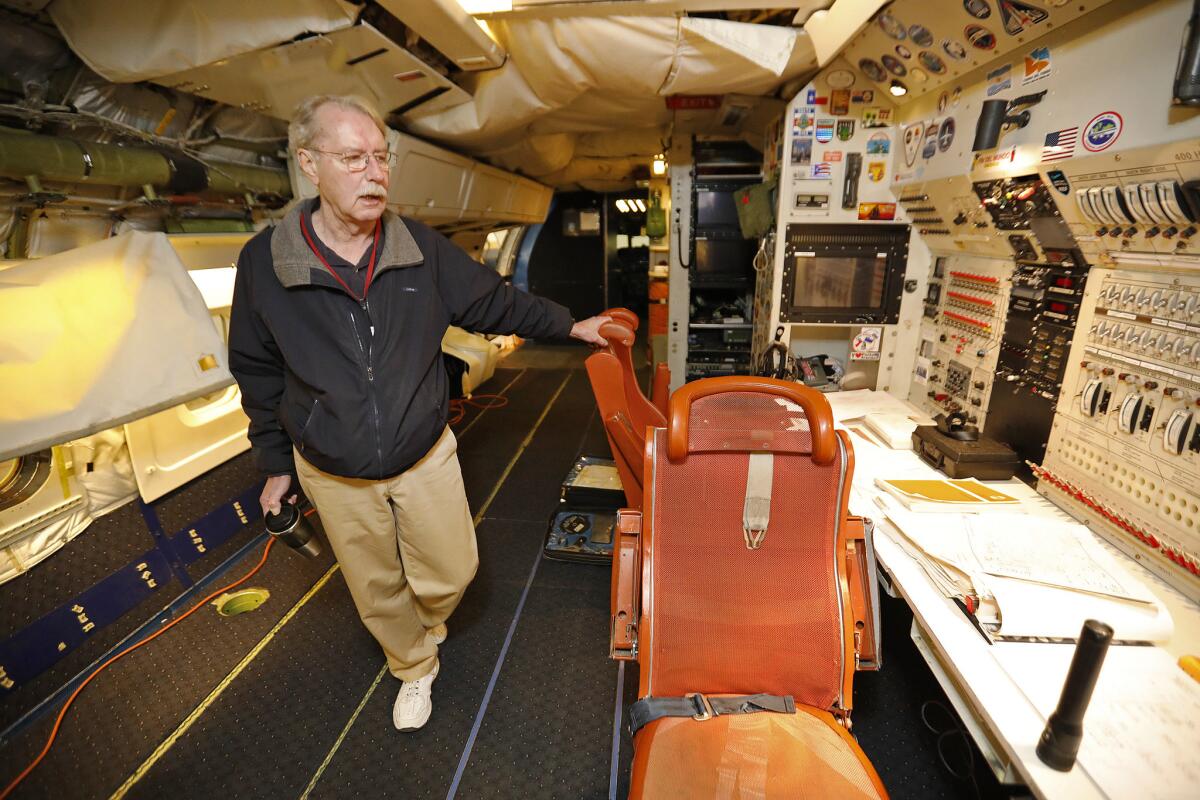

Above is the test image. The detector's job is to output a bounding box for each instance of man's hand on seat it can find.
[570,315,612,347]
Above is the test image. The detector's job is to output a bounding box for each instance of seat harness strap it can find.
[743,453,773,549]
[628,693,796,737]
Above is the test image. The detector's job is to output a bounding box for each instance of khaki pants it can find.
[294,427,478,681]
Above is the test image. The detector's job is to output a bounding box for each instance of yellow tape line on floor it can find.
[110,564,341,800]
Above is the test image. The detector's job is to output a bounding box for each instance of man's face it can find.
[297,105,390,225]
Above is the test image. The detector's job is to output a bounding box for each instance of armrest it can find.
[610,508,641,661]
[845,515,883,671]
[650,363,670,419]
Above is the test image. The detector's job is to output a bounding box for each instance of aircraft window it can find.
[481,228,513,271]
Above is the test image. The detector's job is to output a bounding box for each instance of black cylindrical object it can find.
[264,504,322,559]
[972,99,1008,152]
[1036,619,1113,771]
[1174,0,1200,105]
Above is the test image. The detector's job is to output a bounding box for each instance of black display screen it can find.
[695,189,742,229]
[789,254,887,308]
[694,238,755,283]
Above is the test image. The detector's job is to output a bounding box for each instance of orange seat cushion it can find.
[631,705,887,799]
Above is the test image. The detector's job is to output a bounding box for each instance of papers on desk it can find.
[995,643,1200,800]
[878,498,1173,642]
[875,478,1019,511]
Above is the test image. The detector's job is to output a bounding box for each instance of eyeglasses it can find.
[306,149,397,172]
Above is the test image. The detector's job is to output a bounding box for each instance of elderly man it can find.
[228,94,609,731]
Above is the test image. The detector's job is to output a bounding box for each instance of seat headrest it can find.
[667,376,837,465]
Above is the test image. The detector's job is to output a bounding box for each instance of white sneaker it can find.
[429,623,448,645]
[393,660,439,731]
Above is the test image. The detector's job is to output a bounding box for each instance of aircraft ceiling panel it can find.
[840,0,1116,105]
[153,24,471,121]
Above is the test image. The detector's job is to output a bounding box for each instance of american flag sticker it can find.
[1041,127,1077,162]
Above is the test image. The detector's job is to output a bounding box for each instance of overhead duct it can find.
[47,0,359,83]
[0,127,292,197]
[375,0,506,71]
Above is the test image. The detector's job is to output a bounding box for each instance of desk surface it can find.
[826,391,1200,800]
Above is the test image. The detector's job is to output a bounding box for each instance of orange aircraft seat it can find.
[585,310,669,509]
[610,376,886,799]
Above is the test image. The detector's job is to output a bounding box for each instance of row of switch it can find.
[1097,283,1200,320]
[1075,180,1194,229]
[1029,464,1199,577]
[1089,322,1200,365]
[1079,368,1200,452]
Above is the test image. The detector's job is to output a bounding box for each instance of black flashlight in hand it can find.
[264,502,322,558]
[1036,619,1113,771]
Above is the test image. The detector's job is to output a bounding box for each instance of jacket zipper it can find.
[348,299,384,477]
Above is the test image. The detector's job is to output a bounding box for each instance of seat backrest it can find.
[585,318,666,509]
[639,376,856,713]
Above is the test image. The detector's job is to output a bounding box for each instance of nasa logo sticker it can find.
[1082,111,1122,152]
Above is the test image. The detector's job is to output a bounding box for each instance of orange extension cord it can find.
[447,393,509,426]
[0,515,299,799]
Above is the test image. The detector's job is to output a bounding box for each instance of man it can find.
[228,94,609,732]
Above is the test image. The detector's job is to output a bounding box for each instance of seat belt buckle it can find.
[686,692,714,721]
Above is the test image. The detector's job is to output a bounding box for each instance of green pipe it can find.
[0,126,291,197]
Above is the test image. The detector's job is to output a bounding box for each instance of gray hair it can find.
[288,95,387,152]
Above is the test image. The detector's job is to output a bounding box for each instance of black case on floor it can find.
[912,425,1020,480]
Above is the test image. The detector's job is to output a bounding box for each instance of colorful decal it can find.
[876,108,894,125]
[896,44,913,60]
[1041,125,1077,161]
[823,150,844,162]
[830,89,851,116]
[937,92,949,113]
[867,161,886,182]
[878,12,907,40]
[943,39,968,60]
[793,106,816,136]
[858,202,897,221]
[903,124,922,167]
[922,123,939,160]
[791,136,813,166]
[965,24,997,50]
[999,0,1050,36]
[851,327,883,361]
[1046,169,1071,194]
[815,119,835,143]
[836,119,856,141]
[919,51,947,75]
[867,132,891,154]
[852,89,875,104]
[986,63,1012,96]
[858,58,887,83]
[964,0,992,19]
[909,25,934,47]
[1082,111,1122,152]
[1022,46,1052,84]
[882,55,907,77]
[938,118,956,152]
[810,162,832,179]
[862,107,880,127]
[826,69,856,89]
[974,145,1018,169]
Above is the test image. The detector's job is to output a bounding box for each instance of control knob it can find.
[1163,226,1179,238]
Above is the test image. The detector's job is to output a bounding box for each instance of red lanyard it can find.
[299,212,381,302]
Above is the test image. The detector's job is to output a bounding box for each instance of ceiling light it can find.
[651,155,667,176]
[615,199,630,213]
[634,199,647,212]
[457,1,512,14]
[889,80,907,97]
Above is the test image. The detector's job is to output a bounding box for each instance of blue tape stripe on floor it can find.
[138,500,193,588]
[609,660,626,800]
[165,486,261,565]
[445,546,543,800]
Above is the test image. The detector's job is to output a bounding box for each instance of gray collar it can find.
[270,197,424,288]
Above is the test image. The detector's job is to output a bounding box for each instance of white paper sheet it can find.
[994,643,1200,800]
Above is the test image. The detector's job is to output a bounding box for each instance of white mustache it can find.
[358,185,387,199]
